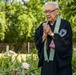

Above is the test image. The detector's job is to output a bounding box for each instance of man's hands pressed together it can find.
[42,23,54,42]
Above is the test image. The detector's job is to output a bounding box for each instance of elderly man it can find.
[34,2,73,75]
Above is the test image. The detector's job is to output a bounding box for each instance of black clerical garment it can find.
[34,19,73,75]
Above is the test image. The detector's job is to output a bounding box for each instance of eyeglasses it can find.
[44,8,58,14]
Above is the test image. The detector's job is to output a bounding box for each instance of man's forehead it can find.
[44,4,56,10]
[46,3,55,6]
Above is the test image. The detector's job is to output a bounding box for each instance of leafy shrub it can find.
[26,53,41,75]
[0,54,22,75]
[72,49,76,75]
[0,51,41,75]
[0,49,76,75]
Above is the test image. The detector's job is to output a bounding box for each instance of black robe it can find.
[34,19,73,75]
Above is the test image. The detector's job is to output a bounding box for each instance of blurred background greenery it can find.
[0,0,76,53]
[0,0,76,43]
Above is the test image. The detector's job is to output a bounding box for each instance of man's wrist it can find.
[50,33,54,37]
[49,32,54,39]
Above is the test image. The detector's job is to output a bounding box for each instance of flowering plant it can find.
[22,62,30,69]
[14,62,30,75]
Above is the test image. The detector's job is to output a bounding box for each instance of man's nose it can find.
[46,12,50,16]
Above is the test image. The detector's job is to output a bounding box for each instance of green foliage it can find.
[0,52,40,75]
[26,53,41,75]
[72,50,76,74]
[4,3,37,43]
[0,49,76,75]
[0,54,21,75]
[0,12,7,41]
[0,0,76,43]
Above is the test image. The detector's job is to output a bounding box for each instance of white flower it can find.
[22,62,30,69]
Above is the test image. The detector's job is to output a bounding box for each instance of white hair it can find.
[45,2,59,9]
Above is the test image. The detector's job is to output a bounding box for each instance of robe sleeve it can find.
[54,21,73,68]
[34,24,44,67]
[34,24,43,50]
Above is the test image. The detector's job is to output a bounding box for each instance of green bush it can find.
[0,49,76,75]
[0,52,40,75]
[26,53,41,75]
[0,54,21,75]
[72,49,76,75]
